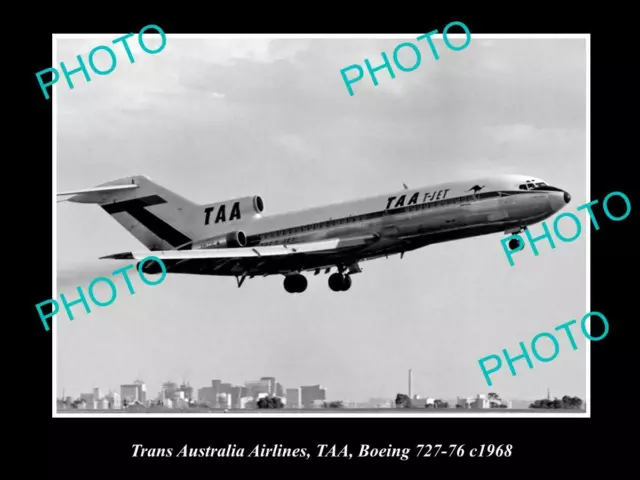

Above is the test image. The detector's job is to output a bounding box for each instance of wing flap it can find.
[99,235,376,261]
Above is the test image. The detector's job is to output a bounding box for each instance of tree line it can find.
[529,395,583,409]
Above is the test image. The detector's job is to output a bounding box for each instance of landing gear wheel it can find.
[508,238,522,250]
[284,274,307,293]
[328,273,343,292]
[328,273,352,292]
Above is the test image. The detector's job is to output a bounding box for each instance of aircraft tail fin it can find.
[58,175,199,251]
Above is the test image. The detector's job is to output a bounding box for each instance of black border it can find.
[14,9,631,474]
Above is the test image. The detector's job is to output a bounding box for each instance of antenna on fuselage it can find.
[402,183,409,190]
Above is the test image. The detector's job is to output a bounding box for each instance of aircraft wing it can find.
[100,235,377,276]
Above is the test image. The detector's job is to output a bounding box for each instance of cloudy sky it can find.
[55,35,587,404]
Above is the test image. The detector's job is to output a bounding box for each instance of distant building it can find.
[179,382,193,401]
[198,387,216,405]
[217,393,231,409]
[276,382,285,397]
[121,382,145,404]
[80,393,97,409]
[411,397,427,408]
[301,385,326,408]
[260,377,276,395]
[135,380,146,403]
[286,388,301,408]
[457,395,491,409]
[246,379,271,398]
[231,386,244,409]
[220,383,232,395]
[207,380,222,406]
[472,395,490,408]
[121,385,138,403]
[105,392,121,409]
[161,382,178,401]
[121,380,147,404]
[173,394,188,409]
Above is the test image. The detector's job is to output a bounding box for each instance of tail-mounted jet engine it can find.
[202,195,265,226]
[192,231,247,249]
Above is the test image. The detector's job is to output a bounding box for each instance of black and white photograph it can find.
[52,33,589,417]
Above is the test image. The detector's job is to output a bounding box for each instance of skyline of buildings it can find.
[59,375,332,410]
[57,372,554,411]
[57,366,576,405]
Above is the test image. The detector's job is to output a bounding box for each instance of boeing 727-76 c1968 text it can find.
[57,174,571,294]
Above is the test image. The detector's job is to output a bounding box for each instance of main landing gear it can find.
[328,272,352,292]
[283,265,357,293]
[283,274,307,293]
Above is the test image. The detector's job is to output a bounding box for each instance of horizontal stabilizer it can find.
[57,184,140,203]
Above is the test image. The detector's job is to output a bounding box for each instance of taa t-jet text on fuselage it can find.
[57,174,571,294]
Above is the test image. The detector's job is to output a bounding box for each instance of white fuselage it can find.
[203,174,570,264]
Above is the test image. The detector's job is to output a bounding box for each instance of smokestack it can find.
[408,369,413,398]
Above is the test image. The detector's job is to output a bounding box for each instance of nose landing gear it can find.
[508,238,522,250]
[505,226,528,251]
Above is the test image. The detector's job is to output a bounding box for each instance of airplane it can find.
[56,173,571,294]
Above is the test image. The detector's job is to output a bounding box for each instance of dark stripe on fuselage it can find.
[245,189,544,246]
[101,195,192,248]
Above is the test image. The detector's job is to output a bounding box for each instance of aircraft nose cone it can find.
[549,191,569,212]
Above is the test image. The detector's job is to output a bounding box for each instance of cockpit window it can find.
[518,181,563,192]
[518,180,558,190]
